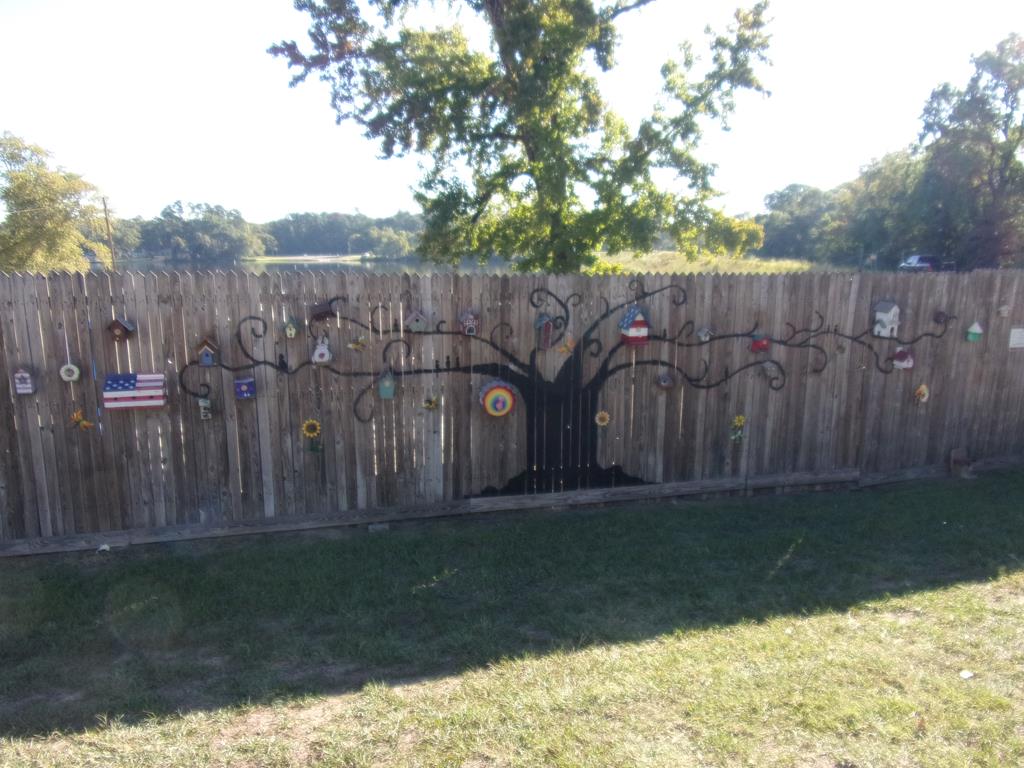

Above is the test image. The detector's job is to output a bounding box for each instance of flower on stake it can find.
[302,418,323,452]
[730,414,746,443]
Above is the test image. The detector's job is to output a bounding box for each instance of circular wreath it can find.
[595,410,611,427]
[301,418,322,439]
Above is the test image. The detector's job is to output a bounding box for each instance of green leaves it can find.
[0,133,111,272]
[273,0,771,271]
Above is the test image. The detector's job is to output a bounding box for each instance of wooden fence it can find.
[1,269,1022,550]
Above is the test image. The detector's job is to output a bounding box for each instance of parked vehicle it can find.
[897,254,956,272]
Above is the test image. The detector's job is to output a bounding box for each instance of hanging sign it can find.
[1010,328,1024,349]
[234,377,257,399]
[13,368,35,395]
[103,373,167,409]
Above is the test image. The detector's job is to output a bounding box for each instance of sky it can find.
[1,0,1021,223]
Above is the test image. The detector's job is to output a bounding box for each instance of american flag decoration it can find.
[103,373,167,410]
[618,305,651,347]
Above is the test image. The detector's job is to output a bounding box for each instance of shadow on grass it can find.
[2,471,1023,736]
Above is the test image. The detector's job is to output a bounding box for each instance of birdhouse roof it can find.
[407,309,428,322]
[534,313,554,328]
[618,305,651,330]
[874,300,899,314]
[196,337,218,353]
[109,317,136,332]
[967,321,983,334]
[459,308,480,322]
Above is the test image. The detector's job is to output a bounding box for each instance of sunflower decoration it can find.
[423,396,440,411]
[70,408,95,431]
[594,410,611,428]
[301,418,322,439]
[730,414,746,443]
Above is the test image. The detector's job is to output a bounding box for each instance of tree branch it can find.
[603,0,661,20]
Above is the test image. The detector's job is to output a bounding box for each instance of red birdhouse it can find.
[535,313,556,350]
[750,334,770,353]
[618,305,651,347]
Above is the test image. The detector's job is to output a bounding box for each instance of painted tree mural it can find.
[180,279,954,496]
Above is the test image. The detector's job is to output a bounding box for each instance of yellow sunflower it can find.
[594,410,611,427]
[301,418,322,439]
[732,414,746,430]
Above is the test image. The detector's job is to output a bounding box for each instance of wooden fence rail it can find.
[1,269,1022,547]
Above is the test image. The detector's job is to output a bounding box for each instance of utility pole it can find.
[102,197,116,270]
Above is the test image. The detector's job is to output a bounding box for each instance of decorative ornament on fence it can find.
[966,322,983,342]
[177,277,956,495]
[696,326,715,343]
[595,410,611,427]
[535,313,556,350]
[196,338,219,367]
[891,347,914,370]
[423,396,439,411]
[309,301,336,322]
[459,308,480,336]
[730,414,746,442]
[107,318,136,343]
[873,300,900,338]
[619,305,651,347]
[284,318,299,339]
[655,370,676,390]
[997,305,1010,318]
[480,380,516,417]
[234,377,256,400]
[70,408,94,430]
[378,367,396,399]
[13,368,35,395]
[749,333,770,353]
[301,418,322,452]
[103,373,167,410]
[198,397,213,420]
[914,384,930,403]
[405,309,430,333]
[312,334,332,364]
[346,337,367,352]
[59,363,81,383]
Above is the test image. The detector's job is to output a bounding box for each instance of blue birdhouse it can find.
[234,377,256,400]
[196,337,218,367]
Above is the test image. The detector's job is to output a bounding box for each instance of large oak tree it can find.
[271,0,770,272]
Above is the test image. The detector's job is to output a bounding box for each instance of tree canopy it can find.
[0,133,112,272]
[756,34,1024,270]
[271,0,770,272]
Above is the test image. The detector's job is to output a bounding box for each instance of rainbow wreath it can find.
[479,380,517,417]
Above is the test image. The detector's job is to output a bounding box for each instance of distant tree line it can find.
[111,205,423,267]
[755,35,1024,270]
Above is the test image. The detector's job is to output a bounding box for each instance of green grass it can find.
[600,250,819,274]
[2,473,1024,766]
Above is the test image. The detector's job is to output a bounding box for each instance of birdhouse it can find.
[312,335,332,364]
[997,305,1010,318]
[535,313,556,350]
[405,309,429,333]
[378,368,396,399]
[459,308,480,336]
[196,337,218,367]
[107,317,136,343]
[966,322,983,342]
[872,300,900,338]
[696,326,715,343]
[750,334,771,353]
[891,346,914,370]
[618,305,651,347]
[284,319,299,339]
[655,371,676,390]
[234,377,256,399]
[13,368,34,395]
[480,380,516,417]
[309,301,336,322]
[59,363,81,383]
[198,397,213,421]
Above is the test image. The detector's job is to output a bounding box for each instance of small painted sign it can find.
[198,397,213,420]
[1010,328,1024,349]
[13,368,34,395]
[235,377,256,399]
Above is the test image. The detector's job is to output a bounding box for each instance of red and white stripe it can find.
[103,374,167,409]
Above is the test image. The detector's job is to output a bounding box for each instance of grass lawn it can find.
[2,473,1023,767]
